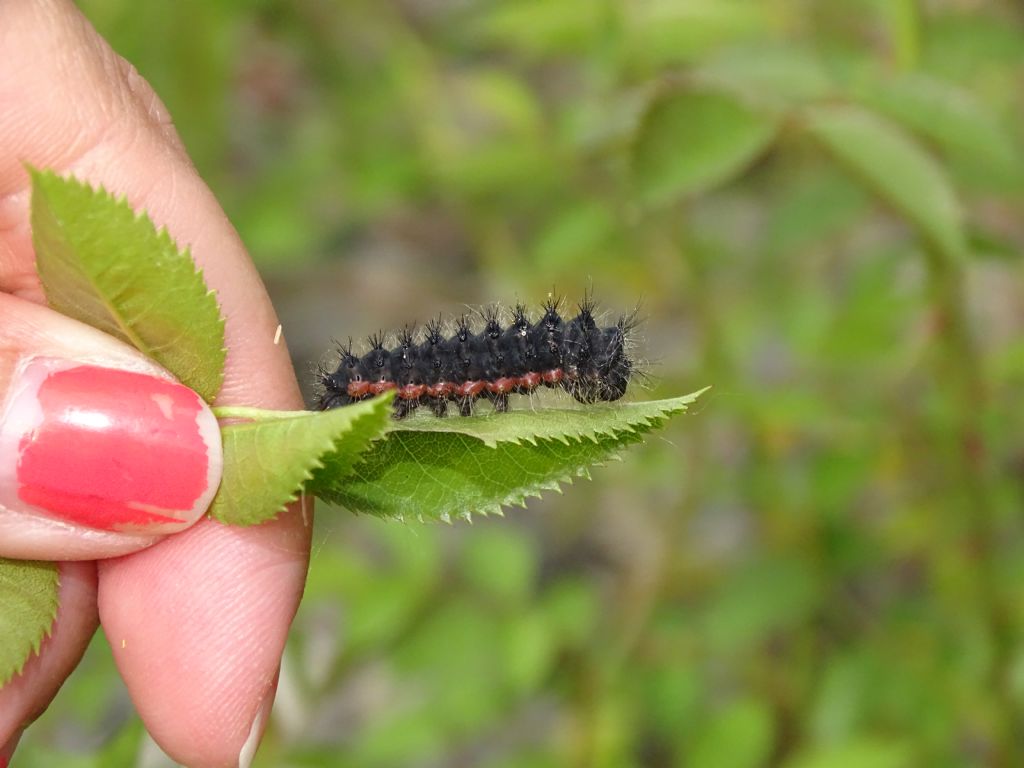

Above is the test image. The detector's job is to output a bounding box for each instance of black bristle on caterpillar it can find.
[317,297,638,419]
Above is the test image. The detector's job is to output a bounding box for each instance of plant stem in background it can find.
[926,245,1016,760]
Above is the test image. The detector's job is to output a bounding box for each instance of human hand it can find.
[0,2,311,766]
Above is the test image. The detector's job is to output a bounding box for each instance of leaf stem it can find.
[212,406,314,421]
[925,244,1015,760]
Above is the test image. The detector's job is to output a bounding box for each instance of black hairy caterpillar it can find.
[317,296,639,419]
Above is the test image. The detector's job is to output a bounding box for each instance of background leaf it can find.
[634,88,779,206]
[209,395,393,526]
[857,72,1024,191]
[858,74,1020,171]
[0,559,59,687]
[30,170,226,402]
[624,1,768,67]
[785,740,914,768]
[805,105,967,261]
[311,395,699,521]
[693,44,835,108]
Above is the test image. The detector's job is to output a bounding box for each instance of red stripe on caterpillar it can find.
[317,296,639,419]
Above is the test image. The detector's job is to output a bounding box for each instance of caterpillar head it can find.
[569,317,633,404]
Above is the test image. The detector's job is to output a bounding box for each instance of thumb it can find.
[0,293,222,560]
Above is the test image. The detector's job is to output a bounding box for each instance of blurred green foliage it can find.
[20,0,1024,765]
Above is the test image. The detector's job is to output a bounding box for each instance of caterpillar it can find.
[316,297,638,419]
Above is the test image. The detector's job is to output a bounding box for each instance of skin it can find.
[0,2,311,766]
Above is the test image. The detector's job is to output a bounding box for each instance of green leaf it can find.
[209,395,394,526]
[391,389,707,448]
[0,559,59,687]
[857,73,1024,189]
[311,393,703,521]
[625,1,768,68]
[702,557,822,653]
[30,170,226,402]
[804,105,966,262]
[461,528,536,604]
[633,89,779,206]
[785,739,913,768]
[533,200,617,268]
[476,0,611,57]
[688,698,775,768]
[693,44,835,108]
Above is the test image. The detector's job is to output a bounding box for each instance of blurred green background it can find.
[19,1,1024,765]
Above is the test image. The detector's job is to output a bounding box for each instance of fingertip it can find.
[238,683,276,768]
[98,508,310,767]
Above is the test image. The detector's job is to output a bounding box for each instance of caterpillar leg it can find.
[318,391,352,411]
[393,398,419,419]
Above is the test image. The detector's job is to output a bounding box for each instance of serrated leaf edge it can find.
[0,560,60,686]
[390,391,705,449]
[426,416,669,522]
[30,169,227,400]
[212,395,393,526]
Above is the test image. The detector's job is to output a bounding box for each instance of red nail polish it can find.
[0,358,222,532]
